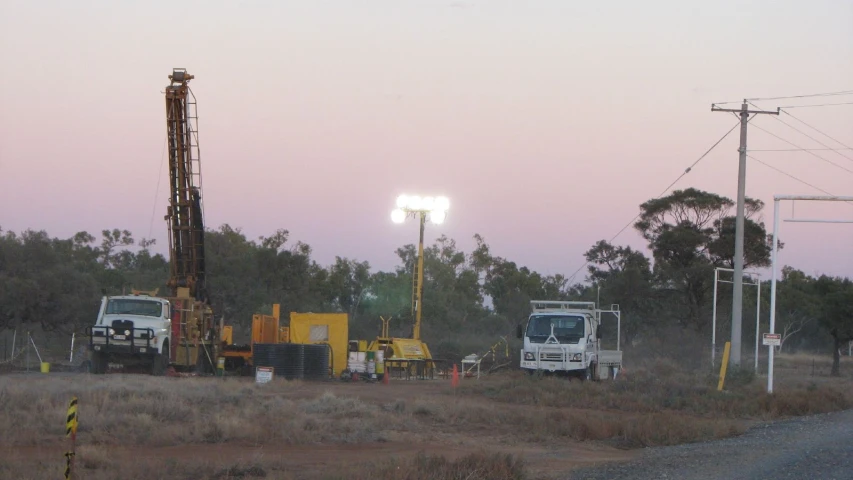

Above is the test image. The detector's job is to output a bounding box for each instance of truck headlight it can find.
[109,329,115,335]
[524,352,535,361]
[571,353,582,361]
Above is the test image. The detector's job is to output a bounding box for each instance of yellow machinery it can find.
[220,305,347,378]
[290,313,348,377]
[220,304,290,373]
[355,315,436,379]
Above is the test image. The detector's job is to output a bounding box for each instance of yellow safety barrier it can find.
[717,341,731,391]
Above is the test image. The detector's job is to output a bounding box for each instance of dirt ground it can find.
[1,373,637,479]
[7,438,633,478]
[8,354,845,479]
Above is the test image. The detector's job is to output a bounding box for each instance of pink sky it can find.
[1,0,851,282]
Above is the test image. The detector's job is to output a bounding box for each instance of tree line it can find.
[1,188,850,372]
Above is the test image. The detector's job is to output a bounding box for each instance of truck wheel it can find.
[584,363,597,382]
[91,351,108,374]
[151,353,168,376]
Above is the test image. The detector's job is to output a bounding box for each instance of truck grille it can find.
[539,352,563,361]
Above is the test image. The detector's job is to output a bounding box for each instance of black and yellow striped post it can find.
[64,451,75,480]
[66,396,78,438]
[64,396,78,479]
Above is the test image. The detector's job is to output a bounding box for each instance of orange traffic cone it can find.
[451,364,459,388]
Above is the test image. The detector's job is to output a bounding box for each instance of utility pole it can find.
[711,100,779,368]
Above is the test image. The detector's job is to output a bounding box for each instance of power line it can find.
[781,109,853,153]
[750,122,853,174]
[749,148,853,152]
[745,90,853,102]
[748,101,853,164]
[148,136,168,242]
[713,90,853,106]
[747,154,853,207]
[747,154,837,197]
[565,119,742,285]
[780,102,853,109]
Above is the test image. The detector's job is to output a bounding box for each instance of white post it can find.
[754,280,761,372]
[768,198,781,394]
[10,329,16,360]
[617,311,621,351]
[29,333,43,364]
[70,332,76,363]
[712,268,718,367]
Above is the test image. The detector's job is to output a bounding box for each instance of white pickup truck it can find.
[86,293,172,375]
[516,300,622,380]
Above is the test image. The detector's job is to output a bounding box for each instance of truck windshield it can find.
[105,299,162,317]
[526,314,585,344]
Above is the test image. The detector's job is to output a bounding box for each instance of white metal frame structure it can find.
[711,267,762,371]
[767,195,853,393]
[529,300,622,352]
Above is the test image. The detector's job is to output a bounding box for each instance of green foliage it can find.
[0,186,848,368]
[633,188,775,330]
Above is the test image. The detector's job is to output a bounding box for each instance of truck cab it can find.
[86,293,172,375]
[517,300,622,380]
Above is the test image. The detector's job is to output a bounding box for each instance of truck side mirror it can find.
[516,324,523,339]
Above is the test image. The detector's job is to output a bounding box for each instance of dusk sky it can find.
[1,0,851,283]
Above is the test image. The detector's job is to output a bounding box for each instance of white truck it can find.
[86,292,172,375]
[516,300,622,380]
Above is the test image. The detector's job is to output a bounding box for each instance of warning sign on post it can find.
[762,333,781,347]
[255,366,274,384]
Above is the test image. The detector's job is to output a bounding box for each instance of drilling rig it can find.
[86,69,218,374]
[163,68,218,373]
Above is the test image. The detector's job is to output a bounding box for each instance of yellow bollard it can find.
[40,362,50,374]
[216,357,225,377]
[717,341,731,391]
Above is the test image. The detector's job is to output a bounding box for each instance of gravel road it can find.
[567,409,853,480]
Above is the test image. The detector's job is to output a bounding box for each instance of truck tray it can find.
[597,350,622,367]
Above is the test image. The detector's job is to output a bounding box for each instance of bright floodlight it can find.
[422,196,435,211]
[408,195,423,210]
[430,209,446,225]
[434,196,450,211]
[396,195,408,209]
[391,209,406,224]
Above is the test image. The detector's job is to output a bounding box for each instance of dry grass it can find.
[1,353,850,479]
[453,355,852,448]
[0,377,399,447]
[463,357,851,419]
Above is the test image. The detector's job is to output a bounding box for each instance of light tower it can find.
[391,195,450,340]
